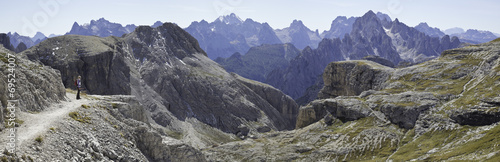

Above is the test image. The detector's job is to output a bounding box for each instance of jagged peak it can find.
[417,22,429,27]
[376,12,392,22]
[291,19,304,26]
[394,18,400,24]
[364,10,376,17]
[216,13,243,25]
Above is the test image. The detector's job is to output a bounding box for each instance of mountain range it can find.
[2,17,500,160]
[4,12,497,57]
[416,23,498,44]
[222,11,461,101]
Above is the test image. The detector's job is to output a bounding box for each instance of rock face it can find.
[135,126,206,161]
[233,73,299,128]
[318,60,393,99]
[22,22,299,136]
[296,98,372,128]
[23,36,131,95]
[0,33,15,51]
[0,46,66,112]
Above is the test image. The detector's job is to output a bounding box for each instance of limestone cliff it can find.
[318,60,393,99]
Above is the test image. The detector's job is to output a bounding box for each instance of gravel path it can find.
[0,92,92,151]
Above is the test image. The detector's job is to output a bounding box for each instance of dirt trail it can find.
[0,92,93,150]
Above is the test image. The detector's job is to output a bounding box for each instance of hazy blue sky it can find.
[1,0,499,37]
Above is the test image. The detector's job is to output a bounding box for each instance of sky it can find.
[1,0,499,37]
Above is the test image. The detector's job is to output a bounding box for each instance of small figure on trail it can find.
[76,76,82,100]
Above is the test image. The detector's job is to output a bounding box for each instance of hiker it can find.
[76,76,82,100]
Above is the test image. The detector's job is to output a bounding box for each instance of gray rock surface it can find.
[0,46,66,112]
[296,97,372,128]
[318,60,392,99]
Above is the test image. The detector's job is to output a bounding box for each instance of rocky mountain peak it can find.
[216,13,243,25]
[290,20,306,30]
[130,22,207,60]
[151,21,163,28]
[32,32,47,42]
[376,11,392,22]
[415,22,445,38]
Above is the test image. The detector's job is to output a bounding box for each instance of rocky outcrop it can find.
[318,60,392,99]
[233,73,299,129]
[0,33,15,51]
[23,36,131,95]
[135,126,206,161]
[1,46,66,112]
[296,97,372,128]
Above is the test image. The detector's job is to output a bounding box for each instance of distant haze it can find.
[1,0,499,36]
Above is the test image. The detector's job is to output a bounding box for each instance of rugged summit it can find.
[320,16,357,39]
[22,22,299,137]
[415,22,446,38]
[275,20,322,49]
[67,18,137,37]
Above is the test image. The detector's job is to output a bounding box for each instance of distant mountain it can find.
[320,16,357,39]
[185,13,282,59]
[7,32,44,51]
[415,22,445,38]
[48,34,61,38]
[451,29,498,44]
[376,12,392,22]
[0,33,15,51]
[151,21,163,28]
[31,32,47,42]
[265,10,460,99]
[388,18,460,62]
[444,27,465,35]
[67,18,137,37]
[274,20,321,49]
[215,43,300,82]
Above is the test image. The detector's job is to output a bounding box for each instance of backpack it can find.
[74,80,77,86]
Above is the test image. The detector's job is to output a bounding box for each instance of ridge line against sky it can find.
[1,0,499,37]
